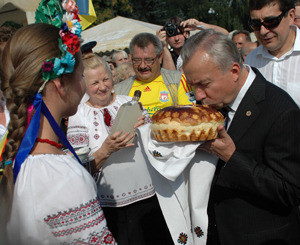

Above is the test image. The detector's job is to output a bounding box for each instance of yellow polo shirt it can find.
[128,73,195,117]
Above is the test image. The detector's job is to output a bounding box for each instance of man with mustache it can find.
[245,0,300,107]
[114,32,195,117]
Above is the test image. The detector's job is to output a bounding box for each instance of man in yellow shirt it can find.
[114,32,195,117]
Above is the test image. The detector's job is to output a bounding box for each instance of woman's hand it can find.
[102,130,134,155]
[92,130,134,171]
[134,115,146,130]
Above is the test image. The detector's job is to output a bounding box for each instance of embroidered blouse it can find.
[8,154,116,244]
[67,95,155,207]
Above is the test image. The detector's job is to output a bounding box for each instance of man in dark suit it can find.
[181,29,300,245]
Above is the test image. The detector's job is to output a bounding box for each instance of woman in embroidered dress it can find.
[0,2,117,244]
[67,53,174,244]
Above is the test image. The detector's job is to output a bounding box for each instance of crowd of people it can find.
[0,0,300,244]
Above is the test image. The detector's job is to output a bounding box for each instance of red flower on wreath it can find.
[62,32,80,55]
[73,7,80,21]
[42,60,54,72]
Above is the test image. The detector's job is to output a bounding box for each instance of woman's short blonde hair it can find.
[82,53,112,76]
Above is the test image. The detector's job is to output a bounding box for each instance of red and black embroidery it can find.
[177,232,188,244]
[68,133,89,146]
[62,228,116,244]
[194,226,204,238]
[44,198,103,236]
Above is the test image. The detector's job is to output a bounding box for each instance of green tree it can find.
[90,0,251,32]
[92,0,133,25]
[129,0,168,25]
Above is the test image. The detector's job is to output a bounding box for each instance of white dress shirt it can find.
[227,65,256,129]
[245,26,300,107]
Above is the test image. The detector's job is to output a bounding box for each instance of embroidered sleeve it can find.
[67,125,89,148]
[67,110,89,148]
[45,198,116,244]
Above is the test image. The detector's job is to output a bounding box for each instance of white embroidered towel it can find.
[138,124,201,181]
[137,124,218,245]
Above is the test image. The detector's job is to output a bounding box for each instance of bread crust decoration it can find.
[150,105,225,142]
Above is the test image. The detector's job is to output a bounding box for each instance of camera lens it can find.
[164,22,178,37]
[167,29,175,36]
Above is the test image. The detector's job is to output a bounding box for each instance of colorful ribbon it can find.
[14,92,82,181]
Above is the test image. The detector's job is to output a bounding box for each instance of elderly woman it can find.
[67,53,173,245]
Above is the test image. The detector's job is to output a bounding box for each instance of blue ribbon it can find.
[4,160,12,166]
[14,93,82,180]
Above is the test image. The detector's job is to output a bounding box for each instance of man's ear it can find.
[288,8,296,25]
[52,78,66,97]
[158,52,163,64]
[184,31,190,39]
[230,62,241,82]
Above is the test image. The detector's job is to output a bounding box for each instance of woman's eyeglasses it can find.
[132,56,159,66]
[249,11,287,31]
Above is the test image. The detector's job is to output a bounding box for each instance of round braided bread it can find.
[150,105,225,142]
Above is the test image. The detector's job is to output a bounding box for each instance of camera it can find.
[162,22,179,37]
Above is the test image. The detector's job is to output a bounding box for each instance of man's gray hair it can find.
[181,29,242,73]
[111,49,129,63]
[232,30,251,42]
[129,32,162,56]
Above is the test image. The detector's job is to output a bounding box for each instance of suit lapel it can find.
[228,68,266,143]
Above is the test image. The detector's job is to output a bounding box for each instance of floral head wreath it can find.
[10,0,83,180]
[35,0,82,92]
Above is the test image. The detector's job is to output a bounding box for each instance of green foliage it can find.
[1,21,22,29]
[129,0,168,25]
[90,0,251,32]
[92,0,132,26]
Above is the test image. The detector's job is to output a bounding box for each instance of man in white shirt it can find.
[245,0,300,107]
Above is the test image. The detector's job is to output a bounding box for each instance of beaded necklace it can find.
[36,138,63,149]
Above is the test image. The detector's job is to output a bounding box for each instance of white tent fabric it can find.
[81,16,163,53]
[0,0,39,26]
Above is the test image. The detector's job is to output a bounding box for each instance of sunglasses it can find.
[249,11,287,31]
